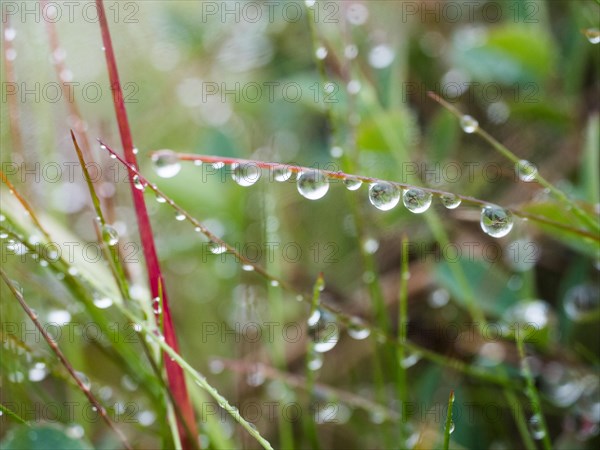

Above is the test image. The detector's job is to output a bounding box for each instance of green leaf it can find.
[522,201,600,258]
[1,425,93,450]
[435,259,517,318]
[581,113,600,204]
[452,25,555,84]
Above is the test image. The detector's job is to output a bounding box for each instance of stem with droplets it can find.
[154,151,599,242]
[427,91,599,234]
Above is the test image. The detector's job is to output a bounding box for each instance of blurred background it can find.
[1,1,599,449]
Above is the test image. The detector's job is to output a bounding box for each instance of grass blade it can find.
[443,390,455,450]
[0,269,132,450]
[94,1,198,447]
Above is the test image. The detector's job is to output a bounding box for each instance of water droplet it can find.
[403,188,432,213]
[347,318,371,340]
[481,205,513,238]
[75,371,91,390]
[4,28,16,42]
[137,410,156,427]
[304,0,316,7]
[152,150,181,178]
[504,299,551,330]
[516,159,538,182]
[5,48,17,61]
[121,374,138,391]
[93,296,113,309]
[194,159,202,166]
[242,264,255,272]
[273,167,292,182]
[132,147,139,155]
[460,115,479,133]
[440,193,461,209]
[369,44,395,69]
[347,80,361,95]
[564,284,600,322]
[212,162,225,169]
[584,28,600,44]
[155,194,167,203]
[307,352,323,371]
[209,359,225,374]
[400,351,421,368]
[369,182,400,211]
[330,146,344,158]
[209,243,227,254]
[102,225,119,246]
[231,163,261,187]
[308,308,339,353]
[132,175,145,191]
[344,44,358,59]
[315,46,328,60]
[346,2,369,25]
[175,212,186,221]
[369,409,386,424]
[541,362,584,407]
[297,171,329,200]
[529,414,546,440]
[152,296,162,315]
[28,362,48,382]
[448,421,455,434]
[66,424,84,439]
[8,371,24,383]
[246,365,266,386]
[362,238,379,254]
[428,288,450,308]
[344,178,362,191]
[270,280,280,287]
[48,309,72,325]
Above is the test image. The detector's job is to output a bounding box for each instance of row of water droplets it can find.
[151,149,521,239]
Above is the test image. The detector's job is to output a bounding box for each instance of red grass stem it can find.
[94,1,198,447]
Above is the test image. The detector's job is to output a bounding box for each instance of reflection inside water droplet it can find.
[403,188,432,213]
[297,171,329,200]
[369,182,400,211]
